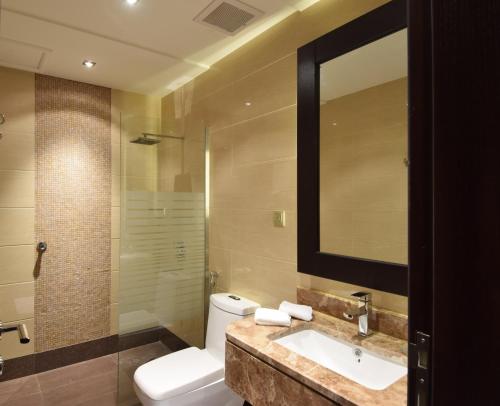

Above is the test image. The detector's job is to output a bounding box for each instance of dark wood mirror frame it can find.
[297,0,408,296]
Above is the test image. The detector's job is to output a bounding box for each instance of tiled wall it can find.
[320,77,408,265]
[0,67,36,359]
[161,0,407,314]
[34,75,111,351]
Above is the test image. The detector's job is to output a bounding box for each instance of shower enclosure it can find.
[117,112,208,405]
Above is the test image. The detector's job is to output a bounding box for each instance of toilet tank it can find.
[205,293,260,362]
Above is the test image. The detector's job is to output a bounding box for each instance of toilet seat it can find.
[134,347,224,401]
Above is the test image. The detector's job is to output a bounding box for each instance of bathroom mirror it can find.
[298,0,408,295]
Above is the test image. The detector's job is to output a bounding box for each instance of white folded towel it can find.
[279,301,313,321]
[254,308,291,327]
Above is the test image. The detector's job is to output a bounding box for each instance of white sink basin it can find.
[274,329,407,390]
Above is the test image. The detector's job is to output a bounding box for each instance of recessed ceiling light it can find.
[125,0,139,5]
[245,102,252,106]
[82,60,96,68]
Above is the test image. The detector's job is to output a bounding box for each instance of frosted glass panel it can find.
[120,191,205,345]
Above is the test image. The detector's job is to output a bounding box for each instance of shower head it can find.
[130,132,184,145]
[130,134,161,145]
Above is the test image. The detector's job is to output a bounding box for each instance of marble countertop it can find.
[226,311,407,406]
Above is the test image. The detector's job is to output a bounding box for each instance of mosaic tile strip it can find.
[35,74,111,351]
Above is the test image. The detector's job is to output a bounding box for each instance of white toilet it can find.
[134,293,260,406]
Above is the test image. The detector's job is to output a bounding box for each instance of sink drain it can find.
[353,348,363,363]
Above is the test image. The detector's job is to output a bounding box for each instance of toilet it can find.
[134,293,260,406]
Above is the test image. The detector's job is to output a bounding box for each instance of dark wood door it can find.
[409,0,500,404]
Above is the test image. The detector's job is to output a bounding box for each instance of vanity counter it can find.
[225,311,407,406]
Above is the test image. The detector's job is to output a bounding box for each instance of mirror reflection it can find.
[319,29,408,265]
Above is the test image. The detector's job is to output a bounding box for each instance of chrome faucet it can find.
[0,321,30,377]
[342,292,372,337]
[0,321,30,344]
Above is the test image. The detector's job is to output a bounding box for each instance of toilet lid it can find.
[134,347,224,401]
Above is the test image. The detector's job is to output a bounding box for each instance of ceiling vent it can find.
[194,0,264,35]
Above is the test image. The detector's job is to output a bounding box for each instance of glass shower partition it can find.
[117,113,207,405]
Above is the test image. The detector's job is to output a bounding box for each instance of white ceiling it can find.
[0,0,317,95]
[320,29,408,102]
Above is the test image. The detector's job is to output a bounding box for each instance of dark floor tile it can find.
[0,355,36,382]
[35,335,118,374]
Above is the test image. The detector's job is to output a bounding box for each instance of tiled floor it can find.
[0,341,171,406]
[118,342,171,406]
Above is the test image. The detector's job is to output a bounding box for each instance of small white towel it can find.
[279,301,313,321]
[254,308,291,327]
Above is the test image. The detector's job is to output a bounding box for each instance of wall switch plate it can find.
[273,210,286,228]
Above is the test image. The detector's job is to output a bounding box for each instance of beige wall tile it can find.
[112,142,121,177]
[0,245,35,285]
[124,176,156,192]
[0,208,34,246]
[111,207,120,239]
[0,67,34,134]
[230,54,296,125]
[0,131,35,171]
[0,170,35,207]
[112,175,120,207]
[123,143,157,178]
[110,303,118,335]
[111,102,121,145]
[111,238,120,271]
[111,89,160,119]
[231,251,297,307]
[192,60,235,104]
[209,247,231,292]
[111,270,119,304]
[197,84,238,131]
[215,105,297,167]
[0,318,34,359]
[0,282,34,321]
[210,209,296,263]
[212,159,296,211]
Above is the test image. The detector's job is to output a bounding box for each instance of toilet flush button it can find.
[228,295,241,301]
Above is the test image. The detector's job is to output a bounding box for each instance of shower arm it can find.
[142,132,184,141]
